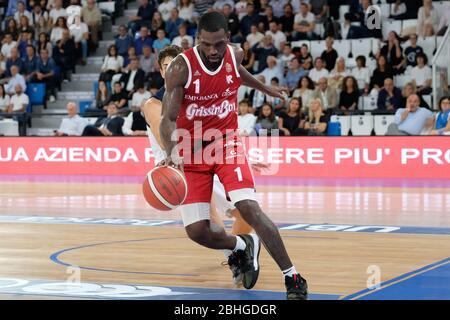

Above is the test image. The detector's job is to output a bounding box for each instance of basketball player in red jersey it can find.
[159,12,308,300]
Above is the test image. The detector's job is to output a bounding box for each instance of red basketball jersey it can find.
[177,45,242,140]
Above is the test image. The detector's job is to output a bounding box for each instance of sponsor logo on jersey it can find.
[184,93,219,101]
[222,88,237,97]
[226,75,233,84]
[185,100,236,120]
[194,70,201,77]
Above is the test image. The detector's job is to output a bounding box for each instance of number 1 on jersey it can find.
[193,79,200,94]
[234,167,243,182]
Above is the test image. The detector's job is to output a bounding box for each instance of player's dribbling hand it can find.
[157,157,184,172]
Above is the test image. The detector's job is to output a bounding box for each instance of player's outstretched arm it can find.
[142,98,164,148]
[160,55,188,166]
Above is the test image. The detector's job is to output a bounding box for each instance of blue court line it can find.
[50,236,200,277]
[342,256,450,300]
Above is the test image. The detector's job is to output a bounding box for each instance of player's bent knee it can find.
[235,200,263,223]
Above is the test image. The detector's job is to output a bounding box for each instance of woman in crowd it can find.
[401,82,431,109]
[292,76,314,110]
[370,55,394,93]
[256,103,279,135]
[417,0,440,37]
[36,32,53,58]
[99,45,124,82]
[351,55,370,95]
[328,57,350,92]
[95,80,110,112]
[0,84,10,112]
[241,41,255,74]
[50,16,68,45]
[339,76,359,114]
[178,0,194,24]
[5,19,19,40]
[298,44,313,70]
[430,96,450,135]
[150,11,165,40]
[379,31,405,75]
[277,97,305,136]
[299,98,328,136]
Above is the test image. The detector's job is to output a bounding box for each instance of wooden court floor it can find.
[0,179,449,300]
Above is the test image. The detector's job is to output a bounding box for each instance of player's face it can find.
[160,56,174,79]
[197,29,229,65]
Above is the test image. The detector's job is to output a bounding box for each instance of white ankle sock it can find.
[222,249,233,258]
[233,236,246,252]
[282,266,298,278]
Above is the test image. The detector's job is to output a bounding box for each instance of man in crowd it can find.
[54,102,88,136]
[377,78,403,111]
[82,102,124,136]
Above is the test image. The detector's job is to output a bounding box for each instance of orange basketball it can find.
[142,166,188,211]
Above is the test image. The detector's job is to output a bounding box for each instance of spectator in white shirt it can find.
[54,102,88,136]
[351,55,370,94]
[410,53,432,95]
[265,21,286,51]
[69,15,89,64]
[5,66,26,95]
[49,0,68,25]
[293,2,316,40]
[131,84,151,109]
[7,84,29,113]
[14,1,32,25]
[238,99,257,136]
[178,0,195,23]
[99,45,124,82]
[246,25,264,48]
[0,84,11,111]
[259,55,285,86]
[159,0,177,22]
[417,0,440,37]
[50,16,69,44]
[309,57,329,84]
[1,33,18,59]
[172,23,194,48]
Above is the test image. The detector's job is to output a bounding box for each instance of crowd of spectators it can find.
[1,0,449,136]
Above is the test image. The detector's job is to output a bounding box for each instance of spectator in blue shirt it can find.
[22,45,38,83]
[115,25,134,58]
[135,26,153,56]
[35,48,57,102]
[377,78,403,111]
[165,8,184,40]
[285,57,308,93]
[5,48,24,77]
[152,29,171,53]
[128,0,155,33]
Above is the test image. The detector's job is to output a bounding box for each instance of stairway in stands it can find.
[27,1,139,136]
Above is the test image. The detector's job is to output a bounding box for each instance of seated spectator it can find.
[387,94,434,135]
[401,82,431,110]
[298,44,313,70]
[4,19,20,42]
[259,55,284,86]
[370,55,394,92]
[240,3,264,40]
[123,47,138,69]
[410,53,432,95]
[277,97,305,136]
[404,34,424,69]
[5,47,24,77]
[120,58,146,98]
[128,0,155,33]
[5,84,29,136]
[298,98,329,136]
[351,55,370,95]
[82,102,124,136]
[139,45,157,82]
[417,0,439,37]
[252,35,278,74]
[309,58,329,84]
[235,0,248,20]
[150,11,166,40]
[17,30,34,59]
[293,3,316,40]
[178,0,195,23]
[81,0,102,49]
[265,21,286,51]
[238,99,257,136]
[338,76,359,114]
[165,8,184,40]
[34,5,51,37]
[135,26,153,56]
[1,33,18,59]
[5,65,26,95]
[328,57,350,92]
[159,0,177,22]
[130,83,151,110]
[0,84,11,111]
[115,25,134,59]
[246,25,265,48]
[377,78,403,111]
[241,42,255,74]
[312,77,339,113]
[280,3,295,40]
[321,37,338,72]
[109,82,128,110]
[247,75,268,113]
[53,29,76,81]
[171,23,194,48]
[14,1,32,26]
[49,0,67,26]
[223,4,240,41]
[69,15,89,65]
[255,103,279,135]
[285,57,307,93]
[22,45,38,83]
[50,16,68,45]
[430,96,450,135]
[292,76,314,109]
[35,48,57,102]
[36,32,53,58]
[90,80,110,113]
[54,102,88,136]
[379,31,405,75]
[278,43,295,72]
[152,29,171,54]
[99,45,124,82]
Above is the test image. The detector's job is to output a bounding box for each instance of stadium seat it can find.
[379,3,391,18]
[26,83,46,106]
[79,101,93,113]
[374,115,395,135]
[382,20,402,39]
[327,122,341,136]
[417,36,436,60]
[351,39,373,58]
[333,40,351,58]
[351,115,374,136]
[0,119,19,136]
[371,38,381,56]
[363,96,378,111]
[422,95,432,108]
[330,115,351,135]
[401,19,418,31]
[394,75,410,88]
[339,5,349,22]
[310,40,326,59]
[98,1,115,14]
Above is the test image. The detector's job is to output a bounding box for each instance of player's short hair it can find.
[198,11,228,34]
[157,45,182,68]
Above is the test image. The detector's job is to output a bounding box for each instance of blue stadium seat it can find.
[26,83,46,106]
[327,122,341,136]
[79,101,93,114]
